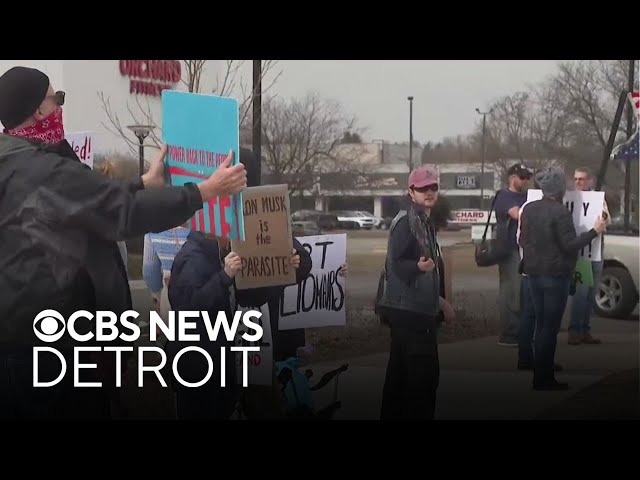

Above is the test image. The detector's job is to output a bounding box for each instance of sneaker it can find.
[581,334,602,344]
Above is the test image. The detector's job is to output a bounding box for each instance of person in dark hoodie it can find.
[519,167,606,391]
[166,148,312,419]
[0,66,247,419]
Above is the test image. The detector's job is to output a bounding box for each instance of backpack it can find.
[276,357,315,417]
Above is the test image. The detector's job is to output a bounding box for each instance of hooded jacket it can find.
[0,134,203,349]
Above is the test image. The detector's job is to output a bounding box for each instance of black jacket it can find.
[0,134,203,349]
[519,197,598,277]
[167,231,312,362]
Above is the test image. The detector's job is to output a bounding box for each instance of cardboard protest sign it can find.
[526,189,604,261]
[231,185,296,289]
[234,304,273,386]
[279,234,347,330]
[65,131,94,169]
[162,90,244,240]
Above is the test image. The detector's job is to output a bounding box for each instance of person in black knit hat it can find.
[0,65,247,419]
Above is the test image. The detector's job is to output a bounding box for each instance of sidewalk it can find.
[305,317,639,420]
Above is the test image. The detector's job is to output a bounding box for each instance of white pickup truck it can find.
[594,228,640,319]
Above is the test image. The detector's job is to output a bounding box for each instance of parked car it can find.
[594,224,639,319]
[292,221,322,236]
[355,211,386,229]
[332,210,375,230]
[291,210,342,230]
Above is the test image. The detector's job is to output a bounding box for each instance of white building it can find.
[0,60,224,156]
[263,142,502,217]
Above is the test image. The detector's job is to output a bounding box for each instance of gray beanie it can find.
[535,167,566,197]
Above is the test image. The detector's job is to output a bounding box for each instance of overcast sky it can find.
[239,60,564,145]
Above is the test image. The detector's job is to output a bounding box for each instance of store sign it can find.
[119,60,182,97]
[456,175,477,189]
[451,210,495,224]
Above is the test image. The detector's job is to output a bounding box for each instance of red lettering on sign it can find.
[219,196,231,238]
[249,354,261,367]
[120,60,181,97]
[120,60,130,76]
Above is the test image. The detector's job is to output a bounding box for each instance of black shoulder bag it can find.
[474,190,512,267]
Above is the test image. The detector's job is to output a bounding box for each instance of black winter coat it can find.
[0,134,203,349]
[167,231,312,364]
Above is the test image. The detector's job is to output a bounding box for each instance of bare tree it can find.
[260,92,364,196]
[99,60,282,157]
[181,60,207,93]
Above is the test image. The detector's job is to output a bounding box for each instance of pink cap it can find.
[408,167,438,188]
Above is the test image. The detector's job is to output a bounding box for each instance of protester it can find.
[568,167,611,345]
[231,148,313,418]
[165,233,307,420]
[377,166,456,420]
[0,65,247,419]
[236,148,313,363]
[519,167,606,390]
[515,176,562,372]
[493,163,532,346]
[142,225,189,345]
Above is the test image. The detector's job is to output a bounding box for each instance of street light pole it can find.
[408,96,414,172]
[137,136,144,176]
[127,125,154,177]
[476,108,492,210]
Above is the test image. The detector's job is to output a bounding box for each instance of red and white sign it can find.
[451,210,495,224]
[65,131,94,169]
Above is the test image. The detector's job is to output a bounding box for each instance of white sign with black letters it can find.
[279,234,347,330]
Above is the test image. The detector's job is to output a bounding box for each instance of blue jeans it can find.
[498,252,522,342]
[569,261,603,336]
[527,276,570,386]
[518,276,536,364]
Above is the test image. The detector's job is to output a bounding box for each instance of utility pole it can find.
[476,108,493,210]
[408,96,414,173]
[624,59,635,231]
[253,60,262,184]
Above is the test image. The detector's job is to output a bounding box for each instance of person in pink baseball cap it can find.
[376,166,456,420]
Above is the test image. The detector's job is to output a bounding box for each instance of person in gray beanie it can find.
[536,167,566,199]
[518,167,606,390]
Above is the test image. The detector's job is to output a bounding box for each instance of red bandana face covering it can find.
[4,107,65,144]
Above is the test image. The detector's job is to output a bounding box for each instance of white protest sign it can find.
[526,189,604,261]
[279,234,347,330]
[234,304,272,386]
[65,131,94,169]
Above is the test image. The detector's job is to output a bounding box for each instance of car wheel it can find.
[593,267,639,319]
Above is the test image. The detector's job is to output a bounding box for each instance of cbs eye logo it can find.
[33,310,66,343]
